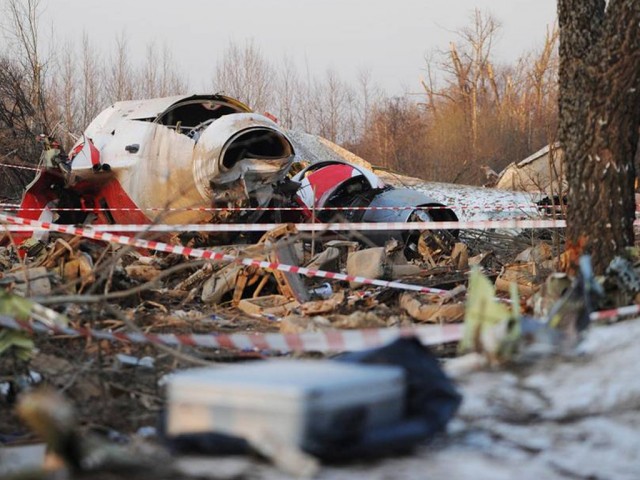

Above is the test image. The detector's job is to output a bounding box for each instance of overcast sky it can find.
[38,0,557,94]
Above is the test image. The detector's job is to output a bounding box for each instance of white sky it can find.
[38,0,557,94]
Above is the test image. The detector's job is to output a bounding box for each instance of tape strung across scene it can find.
[0,315,464,352]
[0,161,42,172]
[0,212,449,295]
[589,304,640,321]
[3,212,638,316]
[0,303,637,353]
[7,204,556,213]
[2,218,568,233]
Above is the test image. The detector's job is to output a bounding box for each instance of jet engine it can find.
[18,94,295,227]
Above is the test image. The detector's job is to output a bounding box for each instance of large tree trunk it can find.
[559,0,640,273]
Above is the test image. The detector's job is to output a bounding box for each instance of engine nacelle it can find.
[38,95,294,225]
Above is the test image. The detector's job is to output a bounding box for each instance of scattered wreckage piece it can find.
[125,264,160,283]
[237,295,298,318]
[514,241,554,264]
[495,142,566,199]
[262,224,310,303]
[3,266,52,297]
[20,94,295,227]
[346,241,423,286]
[279,315,334,334]
[450,243,469,270]
[460,255,604,366]
[291,130,547,223]
[400,292,465,324]
[198,225,311,305]
[299,291,345,316]
[11,93,464,255]
[8,93,547,261]
[495,263,546,297]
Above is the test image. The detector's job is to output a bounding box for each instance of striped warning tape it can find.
[0,162,41,172]
[10,204,553,213]
[1,218,567,233]
[0,212,449,295]
[0,315,463,352]
[1,300,638,353]
[589,304,640,322]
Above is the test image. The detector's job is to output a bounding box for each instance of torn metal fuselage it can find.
[18,94,295,229]
[291,160,459,250]
[14,94,466,253]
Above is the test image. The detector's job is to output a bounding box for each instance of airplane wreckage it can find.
[12,94,544,250]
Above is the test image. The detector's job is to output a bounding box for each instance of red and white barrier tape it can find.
[1,301,638,353]
[12,204,552,213]
[0,162,41,172]
[2,218,567,233]
[589,304,640,321]
[0,212,449,295]
[0,315,463,352]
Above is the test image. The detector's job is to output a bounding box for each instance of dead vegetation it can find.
[0,223,565,433]
[0,3,559,202]
[2,218,640,479]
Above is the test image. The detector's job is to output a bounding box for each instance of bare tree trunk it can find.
[5,0,49,132]
[59,41,79,145]
[106,31,135,102]
[559,0,640,272]
[530,26,559,150]
[79,33,104,129]
[274,55,300,129]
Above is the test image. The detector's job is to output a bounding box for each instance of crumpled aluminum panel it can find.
[376,172,544,222]
[288,131,546,223]
[361,189,442,223]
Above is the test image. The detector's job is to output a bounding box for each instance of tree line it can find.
[0,1,558,200]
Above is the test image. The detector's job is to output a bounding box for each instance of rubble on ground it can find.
[2,219,640,479]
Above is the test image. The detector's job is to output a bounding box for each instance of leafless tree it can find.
[79,33,104,128]
[3,0,49,131]
[213,39,273,112]
[355,68,381,138]
[273,54,301,129]
[157,43,188,96]
[410,9,560,185]
[141,41,160,98]
[50,40,80,146]
[527,25,559,150]
[0,56,40,198]
[105,31,136,102]
[310,69,354,144]
[136,40,187,99]
[295,58,316,133]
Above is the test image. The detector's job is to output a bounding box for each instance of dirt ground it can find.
[10,224,635,480]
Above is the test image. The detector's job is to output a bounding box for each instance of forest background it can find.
[0,2,559,200]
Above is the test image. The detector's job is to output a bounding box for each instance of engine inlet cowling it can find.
[192,113,294,205]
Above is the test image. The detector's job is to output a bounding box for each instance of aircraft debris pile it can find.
[2,226,640,478]
[2,94,639,478]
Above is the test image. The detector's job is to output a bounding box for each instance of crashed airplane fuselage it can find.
[15,93,547,251]
[17,94,462,244]
[21,94,297,226]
